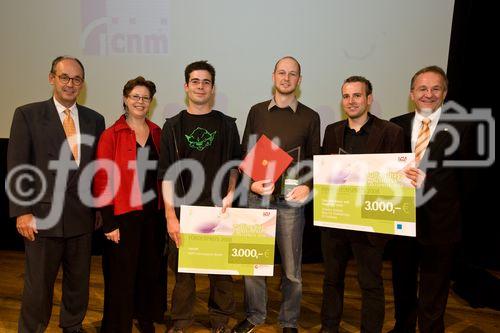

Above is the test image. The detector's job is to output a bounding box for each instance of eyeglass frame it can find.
[53,73,84,86]
[128,94,152,103]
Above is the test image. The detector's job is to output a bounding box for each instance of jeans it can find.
[244,193,305,328]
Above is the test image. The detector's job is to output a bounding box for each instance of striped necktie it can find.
[415,117,431,164]
[63,109,78,161]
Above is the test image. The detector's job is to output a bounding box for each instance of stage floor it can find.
[1,251,498,332]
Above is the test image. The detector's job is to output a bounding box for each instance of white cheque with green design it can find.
[178,205,277,276]
[314,153,416,236]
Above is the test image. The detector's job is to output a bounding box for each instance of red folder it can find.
[239,135,293,183]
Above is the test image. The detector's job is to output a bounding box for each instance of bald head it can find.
[273,56,301,76]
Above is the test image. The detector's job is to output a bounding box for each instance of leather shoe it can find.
[282,328,298,333]
[232,319,256,333]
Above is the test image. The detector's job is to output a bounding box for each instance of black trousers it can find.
[101,210,166,333]
[168,238,235,329]
[321,230,385,333]
[391,236,454,333]
[18,233,92,333]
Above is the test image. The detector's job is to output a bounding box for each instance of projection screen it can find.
[0,0,455,139]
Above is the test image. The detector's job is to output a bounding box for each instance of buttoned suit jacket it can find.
[7,98,105,237]
[390,112,473,245]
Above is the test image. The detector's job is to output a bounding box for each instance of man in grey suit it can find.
[6,56,105,332]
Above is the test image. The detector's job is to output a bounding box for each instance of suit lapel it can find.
[401,113,414,152]
[402,112,451,157]
[334,121,346,153]
[77,105,96,168]
[365,116,385,153]
[427,118,455,156]
[41,99,67,159]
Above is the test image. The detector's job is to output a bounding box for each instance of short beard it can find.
[275,86,296,96]
[347,108,367,120]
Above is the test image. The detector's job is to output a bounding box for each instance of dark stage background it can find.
[1,0,498,309]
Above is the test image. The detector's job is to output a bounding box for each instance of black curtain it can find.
[447,0,498,269]
[446,0,499,309]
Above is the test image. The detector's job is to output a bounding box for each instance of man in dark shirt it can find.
[232,56,320,333]
[320,76,404,333]
[158,61,241,333]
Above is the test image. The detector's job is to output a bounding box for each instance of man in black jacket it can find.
[158,60,241,333]
[320,76,404,333]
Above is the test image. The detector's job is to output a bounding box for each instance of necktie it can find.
[415,117,431,164]
[63,109,78,161]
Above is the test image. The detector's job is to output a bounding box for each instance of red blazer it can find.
[94,115,162,215]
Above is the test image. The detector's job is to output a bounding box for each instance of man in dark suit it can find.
[389,66,473,333]
[6,56,105,332]
[320,76,404,333]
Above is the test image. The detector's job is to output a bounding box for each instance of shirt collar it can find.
[53,97,78,116]
[346,113,373,134]
[268,97,298,113]
[415,106,442,124]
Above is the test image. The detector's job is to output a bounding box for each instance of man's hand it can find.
[250,179,275,196]
[163,180,182,248]
[167,215,181,248]
[403,166,426,188]
[16,214,37,241]
[105,229,120,243]
[221,191,234,213]
[286,185,310,203]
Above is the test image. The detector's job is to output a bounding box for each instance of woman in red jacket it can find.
[94,76,165,333]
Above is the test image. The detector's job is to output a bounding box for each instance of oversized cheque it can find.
[314,153,416,236]
[179,205,277,276]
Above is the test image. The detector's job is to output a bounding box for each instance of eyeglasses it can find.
[56,74,84,86]
[128,94,151,103]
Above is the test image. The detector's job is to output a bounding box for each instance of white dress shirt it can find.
[411,107,442,153]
